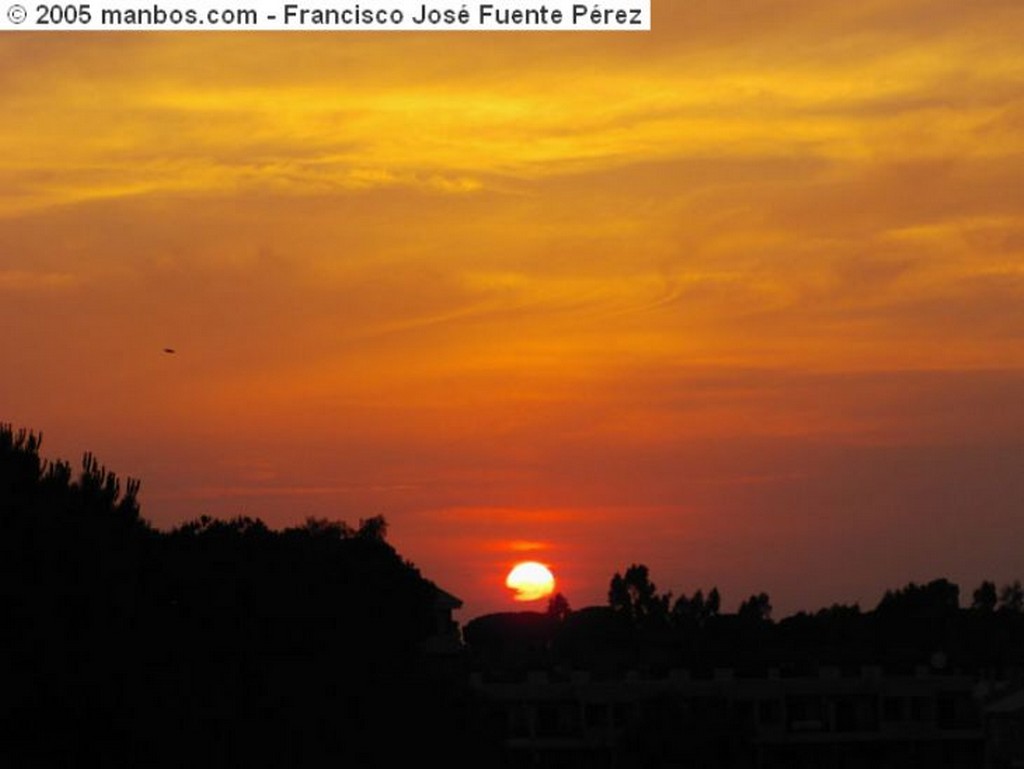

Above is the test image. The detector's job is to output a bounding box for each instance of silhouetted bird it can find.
[163,348,176,354]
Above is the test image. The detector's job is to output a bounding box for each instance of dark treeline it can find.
[463,571,1024,769]
[0,426,497,768]
[466,563,1024,679]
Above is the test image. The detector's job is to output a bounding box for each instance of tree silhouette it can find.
[546,592,571,621]
[972,580,998,612]
[672,586,721,627]
[357,513,388,541]
[609,564,670,626]
[999,580,1024,613]
[876,578,959,618]
[0,423,497,769]
[737,592,772,622]
[706,586,721,617]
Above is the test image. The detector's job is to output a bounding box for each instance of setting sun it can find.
[505,562,555,602]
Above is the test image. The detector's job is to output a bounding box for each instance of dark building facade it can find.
[470,665,986,768]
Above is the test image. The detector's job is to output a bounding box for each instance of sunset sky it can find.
[2,1,1023,618]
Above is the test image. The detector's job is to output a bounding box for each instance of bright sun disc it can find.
[505,561,555,602]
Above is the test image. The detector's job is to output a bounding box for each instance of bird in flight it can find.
[163,348,176,354]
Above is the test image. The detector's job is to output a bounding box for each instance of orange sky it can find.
[2,1,1024,618]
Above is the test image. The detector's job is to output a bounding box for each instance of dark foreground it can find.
[3,424,1024,768]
